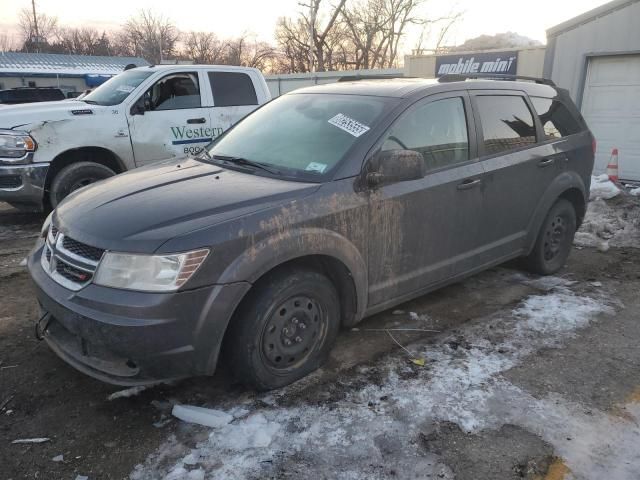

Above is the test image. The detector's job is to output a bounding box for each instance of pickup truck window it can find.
[207,93,388,180]
[208,72,258,107]
[143,73,201,111]
[83,70,153,106]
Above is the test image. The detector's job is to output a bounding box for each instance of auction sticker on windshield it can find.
[328,113,370,137]
[305,162,328,174]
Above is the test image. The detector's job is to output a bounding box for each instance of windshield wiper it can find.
[212,155,282,175]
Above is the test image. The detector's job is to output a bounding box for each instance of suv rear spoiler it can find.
[438,74,556,87]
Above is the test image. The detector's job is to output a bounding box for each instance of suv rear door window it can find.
[208,72,258,107]
[476,95,536,156]
[382,97,469,171]
[531,97,582,140]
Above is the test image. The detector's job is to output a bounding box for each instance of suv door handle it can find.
[457,178,481,190]
[187,117,207,124]
[538,158,555,168]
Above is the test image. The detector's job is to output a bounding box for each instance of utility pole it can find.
[31,0,40,53]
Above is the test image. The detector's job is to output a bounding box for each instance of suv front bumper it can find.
[0,161,48,210]
[28,245,251,386]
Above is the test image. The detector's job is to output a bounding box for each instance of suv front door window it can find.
[367,94,485,306]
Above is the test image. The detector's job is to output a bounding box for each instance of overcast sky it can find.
[2,0,611,49]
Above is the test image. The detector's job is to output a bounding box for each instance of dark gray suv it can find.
[28,76,594,390]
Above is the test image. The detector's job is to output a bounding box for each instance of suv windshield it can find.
[206,93,389,180]
[83,70,153,106]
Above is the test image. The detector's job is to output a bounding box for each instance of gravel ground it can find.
[1,198,639,480]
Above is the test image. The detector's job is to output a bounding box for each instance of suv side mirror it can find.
[367,149,426,188]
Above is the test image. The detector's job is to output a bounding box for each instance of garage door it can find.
[582,55,640,181]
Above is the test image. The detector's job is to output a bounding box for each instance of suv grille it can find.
[62,236,104,262]
[41,225,103,291]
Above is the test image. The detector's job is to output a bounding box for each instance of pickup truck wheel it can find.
[227,268,340,391]
[49,162,115,208]
[523,199,576,275]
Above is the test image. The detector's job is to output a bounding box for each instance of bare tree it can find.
[183,31,227,64]
[413,10,464,55]
[54,28,112,56]
[299,0,347,71]
[0,33,20,52]
[275,16,314,73]
[227,35,278,70]
[119,10,179,63]
[17,7,58,52]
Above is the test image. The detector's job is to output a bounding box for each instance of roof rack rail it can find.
[337,74,408,82]
[437,73,556,87]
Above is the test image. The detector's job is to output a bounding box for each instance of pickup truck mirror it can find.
[130,100,145,116]
[367,149,426,188]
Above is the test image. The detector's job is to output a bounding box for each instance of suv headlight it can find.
[94,249,209,292]
[0,131,36,162]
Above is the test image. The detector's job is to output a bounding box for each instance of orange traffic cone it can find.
[607,148,619,183]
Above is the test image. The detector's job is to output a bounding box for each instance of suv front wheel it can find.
[226,267,340,390]
[523,198,577,275]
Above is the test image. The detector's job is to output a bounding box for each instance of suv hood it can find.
[54,158,320,253]
[0,100,102,130]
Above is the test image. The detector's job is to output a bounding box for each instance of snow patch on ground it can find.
[590,174,620,200]
[575,196,640,249]
[131,277,621,480]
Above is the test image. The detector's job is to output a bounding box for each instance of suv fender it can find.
[524,171,588,254]
[220,227,367,316]
[195,228,368,374]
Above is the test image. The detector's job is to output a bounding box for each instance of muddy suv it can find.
[28,75,594,390]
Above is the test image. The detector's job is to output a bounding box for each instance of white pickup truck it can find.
[0,65,271,210]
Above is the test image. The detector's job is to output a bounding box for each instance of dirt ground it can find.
[1,200,640,480]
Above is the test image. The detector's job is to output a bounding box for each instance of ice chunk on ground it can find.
[575,197,640,249]
[107,385,147,401]
[19,257,27,267]
[75,476,88,480]
[630,186,640,196]
[210,412,280,450]
[590,174,620,200]
[52,454,63,462]
[11,438,50,444]
[171,405,233,428]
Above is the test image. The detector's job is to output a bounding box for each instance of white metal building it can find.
[545,0,640,181]
[0,52,149,97]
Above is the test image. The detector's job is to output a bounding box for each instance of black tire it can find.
[49,162,115,208]
[226,267,340,390]
[522,198,577,275]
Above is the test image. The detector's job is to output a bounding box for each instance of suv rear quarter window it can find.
[208,72,258,107]
[531,97,582,140]
[476,95,536,156]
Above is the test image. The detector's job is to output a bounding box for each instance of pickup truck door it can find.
[127,71,214,165]
[205,70,262,135]
[367,93,485,306]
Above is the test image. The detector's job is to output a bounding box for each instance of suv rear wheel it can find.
[523,198,577,275]
[49,161,115,208]
[226,267,340,390]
